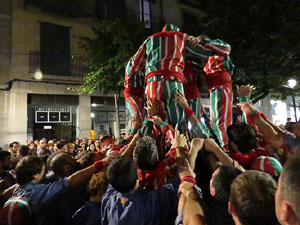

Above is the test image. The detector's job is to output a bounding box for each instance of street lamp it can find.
[91,112,95,130]
[288,79,297,122]
[34,69,43,80]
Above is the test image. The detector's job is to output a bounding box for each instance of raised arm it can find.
[175,90,210,139]
[67,154,117,188]
[240,102,285,148]
[179,181,206,225]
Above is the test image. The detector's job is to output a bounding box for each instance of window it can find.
[139,0,151,29]
[40,22,71,76]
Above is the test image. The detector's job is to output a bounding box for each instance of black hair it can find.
[133,136,158,171]
[212,165,242,205]
[18,145,29,157]
[0,151,10,161]
[227,123,258,154]
[50,152,74,178]
[107,155,138,193]
[16,157,47,185]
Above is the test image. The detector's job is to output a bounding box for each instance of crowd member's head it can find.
[80,143,87,151]
[77,152,102,168]
[48,143,54,152]
[28,142,35,150]
[27,143,37,157]
[227,123,258,154]
[27,139,33,145]
[87,171,108,203]
[0,196,35,225]
[229,170,278,225]
[285,122,297,133]
[121,133,126,139]
[94,139,100,149]
[87,139,93,145]
[33,139,39,146]
[107,155,138,193]
[16,157,47,185]
[88,143,96,152]
[100,136,114,149]
[38,139,47,151]
[49,152,76,178]
[75,138,80,147]
[288,122,300,139]
[56,141,68,152]
[82,138,87,144]
[251,156,282,179]
[9,141,19,154]
[133,136,158,171]
[276,154,300,225]
[162,24,180,32]
[210,165,242,205]
[0,151,11,171]
[17,145,29,160]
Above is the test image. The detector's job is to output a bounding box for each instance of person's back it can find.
[101,155,179,225]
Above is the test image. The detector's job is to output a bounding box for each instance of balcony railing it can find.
[29,51,91,77]
[24,0,164,32]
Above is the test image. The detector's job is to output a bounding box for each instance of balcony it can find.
[29,51,90,77]
[24,0,164,32]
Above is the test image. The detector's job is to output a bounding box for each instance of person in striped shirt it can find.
[125,24,212,131]
[190,36,234,149]
[182,60,211,139]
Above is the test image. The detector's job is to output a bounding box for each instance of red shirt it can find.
[229,147,268,169]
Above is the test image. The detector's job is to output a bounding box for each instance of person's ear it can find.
[210,186,216,197]
[280,200,295,223]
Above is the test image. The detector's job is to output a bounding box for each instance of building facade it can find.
[0,0,206,148]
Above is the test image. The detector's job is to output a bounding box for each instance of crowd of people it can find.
[0,24,299,225]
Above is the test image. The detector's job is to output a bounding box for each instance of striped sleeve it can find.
[125,39,147,79]
[160,122,176,141]
[203,38,231,58]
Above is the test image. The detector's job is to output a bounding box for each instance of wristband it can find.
[93,160,104,172]
[130,128,138,135]
[239,96,250,103]
[181,176,196,186]
[184,107,194,118]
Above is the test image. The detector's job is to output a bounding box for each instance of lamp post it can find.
[91,112,95,130]
[288,79,297,122]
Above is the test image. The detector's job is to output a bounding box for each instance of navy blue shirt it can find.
[72,201,101,225]
[13,178,69,225]
[101,177,180,225]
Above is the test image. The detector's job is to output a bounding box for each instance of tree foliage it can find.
[185,0,300,101]
[77,19,148,95]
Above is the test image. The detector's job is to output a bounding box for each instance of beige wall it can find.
[11,0,95,82]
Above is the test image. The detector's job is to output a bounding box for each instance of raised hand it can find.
[236,84,255,98]
[174,90,189,109]
[187,35,203,48]
[190,138,204,152]
[171,130,187,148]
[131,116,142,130]
[145,98,159,117]
[203,139,220,152]
[148,115,163,127]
